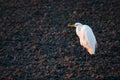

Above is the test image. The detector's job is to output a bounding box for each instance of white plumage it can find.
[68,22,97,55]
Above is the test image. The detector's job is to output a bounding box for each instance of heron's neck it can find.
[76,26,82,31]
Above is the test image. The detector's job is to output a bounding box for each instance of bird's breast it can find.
[76,27,81,36]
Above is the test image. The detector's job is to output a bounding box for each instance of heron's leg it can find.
[82,47,85,51]
[86,53,87,63]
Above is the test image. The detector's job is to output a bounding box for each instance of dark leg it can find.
[86,53,87,63]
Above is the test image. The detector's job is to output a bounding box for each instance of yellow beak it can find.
[68,24,75,28]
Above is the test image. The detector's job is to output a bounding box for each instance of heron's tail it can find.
[85,46,95,55]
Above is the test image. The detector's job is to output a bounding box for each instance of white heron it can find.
[68,22,97,55]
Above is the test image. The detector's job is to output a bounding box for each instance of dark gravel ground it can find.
[0,0,120,80]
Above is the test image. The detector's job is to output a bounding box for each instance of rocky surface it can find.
[0,0,120,80]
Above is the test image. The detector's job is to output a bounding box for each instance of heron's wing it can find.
[83,25,96,49]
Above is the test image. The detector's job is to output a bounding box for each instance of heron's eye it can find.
[75,24,78,26]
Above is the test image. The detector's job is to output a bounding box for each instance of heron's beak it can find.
[68,24,75,28]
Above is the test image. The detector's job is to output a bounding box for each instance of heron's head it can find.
[68,22,82,28]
